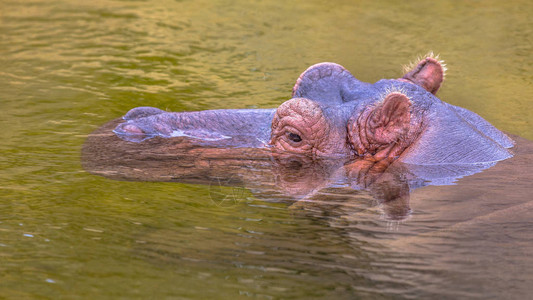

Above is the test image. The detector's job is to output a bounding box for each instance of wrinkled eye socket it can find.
[287,132,302,143]
[270,98,327,155]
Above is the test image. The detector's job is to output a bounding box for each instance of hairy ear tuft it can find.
[401,52,446,94]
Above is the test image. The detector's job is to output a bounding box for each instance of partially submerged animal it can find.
[114,53,514,165]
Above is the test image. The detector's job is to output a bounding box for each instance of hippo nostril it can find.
[121,124,144,134]
[288,132,302,143]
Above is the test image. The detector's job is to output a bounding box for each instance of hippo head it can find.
[269,54,513,164]
[114,53,513,165]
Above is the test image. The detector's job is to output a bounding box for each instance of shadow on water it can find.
[81,119,533,298]
[82,118,532,221]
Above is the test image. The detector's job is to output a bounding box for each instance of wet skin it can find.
[114,54,514,165]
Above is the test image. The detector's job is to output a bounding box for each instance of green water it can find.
[1,0,532,299]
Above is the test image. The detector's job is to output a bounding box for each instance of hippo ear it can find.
[348,92,414,160]
[401,53,446,94]
[292,62,367,105]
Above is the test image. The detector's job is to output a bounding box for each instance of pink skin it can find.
[399,57,445,95]
[269,98,349,157]
[347,92,426,162]
[270,55,444,160]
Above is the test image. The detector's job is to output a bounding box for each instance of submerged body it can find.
[114,54,514,165]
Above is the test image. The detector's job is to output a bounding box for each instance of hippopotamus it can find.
[113,53,514,165]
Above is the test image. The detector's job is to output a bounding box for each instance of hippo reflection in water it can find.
[84,53,516,220]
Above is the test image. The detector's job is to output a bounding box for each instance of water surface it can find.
[1,0,532,299]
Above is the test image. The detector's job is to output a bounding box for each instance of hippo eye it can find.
[287,132,302,143]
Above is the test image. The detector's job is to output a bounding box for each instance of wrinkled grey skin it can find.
[114,55,514,165]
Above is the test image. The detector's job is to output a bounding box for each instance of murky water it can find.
[1,0,532,299]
